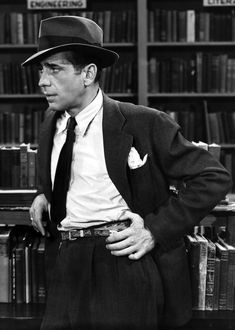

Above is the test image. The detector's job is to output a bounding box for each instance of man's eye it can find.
[51,67,60,73]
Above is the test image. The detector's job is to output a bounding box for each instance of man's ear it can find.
[83,63,97,86]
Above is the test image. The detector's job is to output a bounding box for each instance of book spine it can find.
[37,237,47,303]
[205,242,216,310]
[0,243,11,302]
[218,250,229,310]
[28,149,37,189]
[197,237,208,310]
[15,244,25,303]
[20,144,29,189]
[213,258,221,310]
[226,251,235,310]
[186,10,195,42]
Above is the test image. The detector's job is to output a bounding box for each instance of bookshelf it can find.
[141,0,235,192]
[1,0,235,329]
[0,0,138,148]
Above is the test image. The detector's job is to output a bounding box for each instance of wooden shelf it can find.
[148,41,235,47]
[0,43,136,49]
[0,93,136,100]
[0,94,44,99]
[0,303,44,330]
[0,303,44,319]
[193,310,235,320]
[148,93,235,98]
[0,208,31,225]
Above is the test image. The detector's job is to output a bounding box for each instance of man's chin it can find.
[48,104,64,112]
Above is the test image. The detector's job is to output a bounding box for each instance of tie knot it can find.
[67,117,77,131]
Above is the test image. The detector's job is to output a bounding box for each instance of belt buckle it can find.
[68,231,78,241]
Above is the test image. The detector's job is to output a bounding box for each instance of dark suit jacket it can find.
[37,93,231,326]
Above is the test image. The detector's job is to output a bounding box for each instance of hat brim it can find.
[22,43,119,68]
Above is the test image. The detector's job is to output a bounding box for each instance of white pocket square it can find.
[128,147,148,169]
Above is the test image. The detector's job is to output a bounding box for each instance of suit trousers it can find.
[41,235,164,330]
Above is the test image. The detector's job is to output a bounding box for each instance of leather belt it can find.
[60,219,130,241]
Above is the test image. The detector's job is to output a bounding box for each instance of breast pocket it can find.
[129,160,156,216]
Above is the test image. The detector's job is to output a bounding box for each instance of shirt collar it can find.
[55,89,103,136]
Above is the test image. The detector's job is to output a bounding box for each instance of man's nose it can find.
[38,70,50,87]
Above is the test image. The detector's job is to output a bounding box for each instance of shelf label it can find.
[203,0,235,6]
[27,0,87,10]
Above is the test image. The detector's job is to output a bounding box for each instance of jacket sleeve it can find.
[144,111,232,251]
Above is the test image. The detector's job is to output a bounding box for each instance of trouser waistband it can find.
[60,219,130,240]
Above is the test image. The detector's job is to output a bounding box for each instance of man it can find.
[24,16,231,330]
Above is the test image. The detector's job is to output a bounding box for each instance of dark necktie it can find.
[51,116,77,224]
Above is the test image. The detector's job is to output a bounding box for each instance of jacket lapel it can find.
[102,95,133,209]
[39,110,58,201]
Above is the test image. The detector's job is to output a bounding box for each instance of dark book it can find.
[36,236,47,303]
[15,235,26,303]
[208,112,221,144]
[148,57,160,93]
[0,227,14,302]
[196,52,203,93]
[20,143,29,189]
[178,11,186,42]
[154,9,161,42]
[185,234,201,310]
[205,240,216,310]
[148,10,154,42]
[31,236,40,303]
[160,9,167,42]
[213,257,221,310]
[218,238,235,310]
[0,147,12,188]
[27,148,37,189]
[203,100,211,144]
[11,147,21,189]
[215,242,229,310]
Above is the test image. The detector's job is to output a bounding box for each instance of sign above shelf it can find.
[27,0,87,10]
[203,0,235,6]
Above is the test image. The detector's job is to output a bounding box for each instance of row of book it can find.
[203,100,235,144]
[152,101,235,144]
[0,108,44,145]
[0,58,136,95]
[0,63,40,95]
[148,53,235,93]
[0,144,38,189]
[165,107,206,142]
[0,226,46,304]
[0,10,136,45]
[148,9,235,42]
[1,223,234,308]
[169,109,235,144]
[186,229,235,311]
[101,58,137,93]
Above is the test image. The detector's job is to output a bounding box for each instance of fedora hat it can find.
[22,15,119,67]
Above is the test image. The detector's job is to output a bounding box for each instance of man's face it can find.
[38,51,85,112]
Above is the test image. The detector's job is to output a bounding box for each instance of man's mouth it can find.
[45,94,56,100]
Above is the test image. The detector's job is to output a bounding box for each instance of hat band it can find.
[38,36,102,51]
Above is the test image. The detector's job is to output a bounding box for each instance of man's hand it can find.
[29,194,49,236]
[105,211,155,260]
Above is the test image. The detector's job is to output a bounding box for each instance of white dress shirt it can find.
[50,89,130,230]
